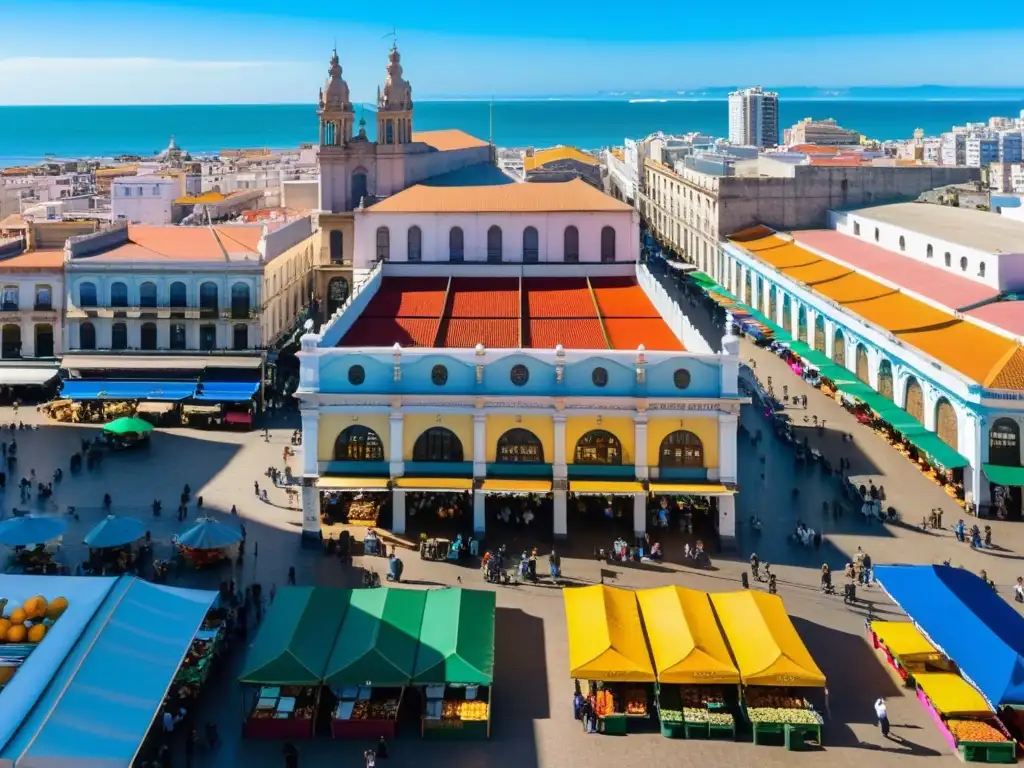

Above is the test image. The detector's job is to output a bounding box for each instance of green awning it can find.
[983,464,1024,487]
[689,271,718,288]
[238,587,351,685]
[816,363,859,383]
[413,588,496,686]
[324,588,428,688]
[906,432,970,470]
[874,403,926,435]
[835,380,877,400]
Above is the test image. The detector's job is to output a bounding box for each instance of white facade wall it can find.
[111,177,182,224]
[0,272,64,358]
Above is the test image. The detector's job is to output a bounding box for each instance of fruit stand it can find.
[176,517,243,569]
[914,672,1017,763]
[319,487,389,527]
[710,591,826,749]
[323,588,428,740]
[868,620,954,686]
[636,586,741,740]
[413,588,496,740]
[564,585,656,736]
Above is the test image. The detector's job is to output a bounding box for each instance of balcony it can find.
[1,302,18,313]
[33,302,53,312]
[67,304,204,320]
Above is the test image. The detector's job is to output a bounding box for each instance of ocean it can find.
[1,99,1023,164]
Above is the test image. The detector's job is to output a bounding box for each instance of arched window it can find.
[333,425,384,462]
[926,244,934,259]
[34,323,54,358]
[233,324,248,350]
[323,121,336,146]
[375,227,390,262]
[412,427,464,462]
[140,322,157,350]
[110,281,128,308]
[853,222,861,236]
[600,226,616,262]
[139,281,157,308]
[980,262,986,277]
[169,281,187,308]
[564,226,579,263]
[231,283,251,319]
[1,324,21,359]
[574,429,622,465]
[496,428,544,463]
[874,228,880,242]
[856,344,870,384]
[449,227,464,262]
[111,322,128,350]
[329,230,343,264]
[327,276,349,315]
[989,418,1021,467]
[659,430,704,468]
[199,282,219,318]
[960,256,968,272]
[904,376,924,424]
[487,225,503,263]
[832,329,846,367]
[878,359,894,400]
[351,172,368,209]
[407,225,422,262]
[522,226,539,263]
[944,252,951,267]
[935,397,959,450]
[813,315,826,353]
[79,322,96,350]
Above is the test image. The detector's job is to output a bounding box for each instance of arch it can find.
[600,226,616,262]
[563,225,580,263]
[904,376,924,424]
[960,256,968,272]
[855,344,870,384]
[351,171,368,208]
[329,230,343,264]
[79,322,96,350]
[0,324,20,358]
[233,324,248,350]
[768,286,778,322]
[375,226,390,261]
[522,226,539,263]
[231,282,251,319]
[139,281,157,308]
[449,226,464,262]
[323,121,336,146]
[744,270,752,305]
[496,428,544,463]
[486,225,503,263]
[832,328,846,367]
[935,397,958,450]
[139,322,156,350]
[333,425,384,462]
[878,358,894,400]
[327,276,350,315]
[412,427,464,462]
[797,305,808,343]
[110,281,129,308]
[199,281,219,317]
[989,418,1021,467]
[574,429,622,465]
[169,281,187,307]
[980,262,987,277]
[781,294,793,333]
[813,315,826,352]
[407,225,422,262]
[658,430,704,468]
[899,235,906,251]
[34,323,54,358]
[111,322,128,350]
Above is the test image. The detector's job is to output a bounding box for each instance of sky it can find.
[2,0,1024,105]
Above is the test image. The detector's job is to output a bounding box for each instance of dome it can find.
[321,49,352,111]
[378,43,412,111]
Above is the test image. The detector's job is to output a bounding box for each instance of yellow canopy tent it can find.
[914,673,992,716]
[870,621,942,661]
[636,586,740,685]
[710,591,825,687]
[563,585,655,682]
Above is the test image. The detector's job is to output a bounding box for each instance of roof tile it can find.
[590,276,662,318]
[338,317,439,347]
[604,318,685,351]
[439,319,519,348]
[523,278,596,317]
[527,319,608,350]
[367,179,632,214]
[446,278,519,318]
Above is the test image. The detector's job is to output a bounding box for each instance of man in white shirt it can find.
[874,698,890,738]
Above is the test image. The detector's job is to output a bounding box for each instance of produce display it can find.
[947,719,1010,743]
[708,712,735,727]
[625,688,647,716]
[660,709,682,724]
[683,707,708,723]
[747,707,823,725]
[593,689,616,716]
[345,500,378,523]
[746,689,807,709]
[352,700,399,721]
[683,687,724,707]
[0,595,69,689]
[250,686,316,721]
[440,700,487,721]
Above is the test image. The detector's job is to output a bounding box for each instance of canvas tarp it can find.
[412,588,496,686]
[636,586,739,685]
[870,621,940,660]
[563,585,655,683]
[914,672,992,716]
[710,591,825,687]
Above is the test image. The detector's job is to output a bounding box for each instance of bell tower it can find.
[376,43,413,146]
[318,49,354,147]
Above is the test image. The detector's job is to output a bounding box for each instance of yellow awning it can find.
[648,482,735,496]
[914,673,992,716]
[393,477,473,492]
[870,621,941,660]
[570,480,644,495]
[316,477,390,490]
[563,585,655,682]
[479,479,552,493]
[636,586,740,685]
[710,591,825,687]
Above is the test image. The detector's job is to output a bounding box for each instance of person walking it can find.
[287,566,296,586]
[875,697,890,738]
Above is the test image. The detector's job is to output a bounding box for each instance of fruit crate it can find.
[659,719,685,739]
[752,720,786,746]
[708,719,736,740]
[683,719,710,739]
[599,714,627,735]
[958,741,1017,764]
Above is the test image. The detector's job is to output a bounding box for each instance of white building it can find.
[785,117,861,147]
[111,176,184,225]
[941,133,966,166]
[966,137,999,168]
[991,163,1024,194]
[727,87,780,149]
[0,242,63,361]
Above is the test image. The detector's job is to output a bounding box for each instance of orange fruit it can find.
[8,609,26,626]
[45,597,68,621]
[0,619,9,640]
[27,624,46,643]
[0,667,14,685]
[5,625,26,643]
[25,596,47,619]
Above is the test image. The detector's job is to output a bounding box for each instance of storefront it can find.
[317,477,391,527]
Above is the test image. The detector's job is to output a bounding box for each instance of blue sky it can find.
[2,0,1024,104]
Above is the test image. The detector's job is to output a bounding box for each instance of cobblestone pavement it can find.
[2,368,1022,768]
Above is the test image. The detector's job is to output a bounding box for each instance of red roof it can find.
[527,318,608,349]
[362,277,449,318]
[524,278,596,317]
[590,276,662,318]
[789,144,842,155]
[338,317,439,347]
[439,318,519,348]
[447,278,519,318]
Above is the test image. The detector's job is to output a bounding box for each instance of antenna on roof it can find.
[489,95,494,147]
[381,27,396,44]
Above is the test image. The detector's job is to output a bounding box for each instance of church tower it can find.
[376,43,413,146]
[318,49,354,147]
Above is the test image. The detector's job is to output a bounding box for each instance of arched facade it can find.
[781,295,792,333]
[935,397,958,450]
[1,324,20,358]
[407,225,422,262]
[574,429,622,465]
[140,322,157,350]
[564,226,579,263]
[768,286,778,322]
[34,324,53,358]
[413,427,464,462]
[351,171,368,207]
[813,315,825,353]
[375,226,390,261]
[199,282,218,315]
[139,281,157,308]
[522,227,539,263]
[79,322,96,350]
[231,283,251,319]
[329,230,344,264]
[496,428,544,463]
[169,281,187,308]
[111,322,127,350]
[832,329,846,367]
[856,344,870,384]
[797,305,808,343]
[878,359,894,400]
[449,227,464,262]
[487,226,502,263]
[989,418,1021,467]
[110,281,128,308]
[658,430,704,468]
[327,276,350,315]
[334,425,384,461]
[600,226,616,262]
[905,376,925,423]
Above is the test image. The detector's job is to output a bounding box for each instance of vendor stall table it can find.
[914,673,1016,764]
[243,685,319,739]
[331,686,404,740]
[868,621,954,686]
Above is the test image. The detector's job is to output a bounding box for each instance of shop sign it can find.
[647,402,740,414]
[774,675,799,684]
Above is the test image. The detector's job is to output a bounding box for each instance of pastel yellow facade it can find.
[485,415,555,463]
[402,413,474,461]
[318,413,391,462]
[566,416,635,465]
[647,417,719,469]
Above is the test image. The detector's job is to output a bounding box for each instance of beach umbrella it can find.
[177,517,242,550]
[103,416,154,436]
[84,515,146,549]
[0,515,67,547]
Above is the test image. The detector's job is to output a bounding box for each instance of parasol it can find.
[103,417,154,436]
[0,515,67,547]
[84,515,147,548]
[177,517,242,550]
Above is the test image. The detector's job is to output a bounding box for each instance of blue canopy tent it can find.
[874,564,1024,707]
[84,515,147,549]
[194,381,259,402]
[60,380,197,401]
[177,517,243,550]
[0,516,67,547]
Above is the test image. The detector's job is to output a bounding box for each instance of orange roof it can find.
[0,249,64,270]
[338,316,439,347]
[446,278,519,318]
[368,179,632,214]
[524,278,596,317]
[440,318,519,348]
[524,146,599,171]
[527,318,608,349]
[174,191,228,205]
[605,318,684,351]
[590,277,662,318]
[789,145,842,155]
[412,130,489,152]
[362,278,448,317]
[729,231,1023,389]
[82,225,262,263]
[808,156,865,167]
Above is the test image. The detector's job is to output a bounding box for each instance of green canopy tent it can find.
[103,416,154,436]
[984,464,1024,487]
[906,431,970,470]
[413,588,496,686]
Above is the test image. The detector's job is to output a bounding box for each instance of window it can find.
[898,235,906,251]
[123,187,131,197]
[659,430,704,468]
[926,244,934,259]
[673,368,692,389]
[327,276,350,315]
[592,367,608,387]
[348,365,365,385]
[108,322,127,350]
[199,282,219,318]
[431,364,448,386]
[1,285,18,312]
[110,281,128,308]
[522,226,539,263]
[140,322,157,350]
[412,427,464,462]
[989,418,1021,467]
[334,425,384,461]
[79,322,96,350]
[449,227,464,262]
[136,187,143,197]
[574,429,622,465]
[375,226,390,262]
[233,324,248,350]
[34,323,53,358]
[329,230,344,264]
[600,226,616,262]
[980,261,986,277]
[199,324,216,350]
[960,256,968,272]
[853,222,860,236]
[944,251,951,267]
[323,121,336,146]
[231,283,251,319]
[874,228,880,242]
[34,284,52,310]
[486,225,503,263]
[510,364,529,386]
[169,281,187,308]
[170,323,186,350]
[139,281,157,308]
[563,225,579,263]
[407,226,422,262]
[351,172,368,209]
[0,324,21,358]
[496,428,544,463]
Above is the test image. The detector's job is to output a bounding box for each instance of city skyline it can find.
[3,0,1024,105]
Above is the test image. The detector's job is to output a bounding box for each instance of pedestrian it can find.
[287,566,296,585]
[1015,577,1024,603]
[231,504,238,515]
[875,697,890,738]
[376,735,388,759]
[254,480,260,497]
[282,741,298,768]
[364,748,376,768]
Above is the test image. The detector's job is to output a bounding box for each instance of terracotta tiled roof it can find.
[83,225,263,263]
[590,276,662,318]
[412,129,489,152]
[367,178,632,214]
[524,146,599,171]
[439,319,519,348]
[0,249,65,270]
[605,318,685,351]
[361,278,448,318]
[788,144,842,155]
[524,278,596,317]
[338,317,439,348]
[987,347,1024,390]
[446,278,519,318]
[807,156,865,167]
[526,318,608,349]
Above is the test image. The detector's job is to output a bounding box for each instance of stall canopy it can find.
[239,586,350,686]
[0,515,67,547]
[412,588,495,686]
[983,464,1024,488]
[324,588,428,688]
[563,585,655,682]
[176,517,242,550]
[83,514,146,548]
[710,591,825,687]
[316,477,391,490]
[874,564,1024,707]
[870,621,939,659]
[636,586,739,684]
[914,672,992,716]
[905,431,971,470]
[60,379,197,401]
[194,380,260,402]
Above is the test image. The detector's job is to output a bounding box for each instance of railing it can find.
[33,303,54,312]
[316,259,384,348]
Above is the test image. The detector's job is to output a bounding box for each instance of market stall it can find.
[102,416,154,449]
[238,586,350,739]
[324,588,428,740]
[318,482,391,527]
[413,587,496,740]
[0,515,67,574]
[564,584,656,735]
[636,586,740,739]
[175,517,242,568]
[914,672,1016,763]
[710,591,825,749]
[868,621,954,686]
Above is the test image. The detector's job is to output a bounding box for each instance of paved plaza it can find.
[3,346,1024,768]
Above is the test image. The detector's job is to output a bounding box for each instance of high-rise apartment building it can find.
[728,86,780,148]
[785,117,861,147]
[965,137,999,168]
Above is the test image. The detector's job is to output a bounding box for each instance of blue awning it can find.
[61,379,197,401]
[194,380,259,402]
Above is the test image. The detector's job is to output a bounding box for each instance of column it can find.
[824,319,834,359]
[21,321,34,358]
[553,490,567,539]
[300,410,319,476]
[388,412,404,478]
[749,272,758,311]
[473,491,486,536]
[717,413,738,484]
[806,308,818,350]
[187,322,200,350]
[633,493,647,542]
[633,416,649,480]
[552,415,567,479]
[301,484,320,542]
[392,489,407,535]
[775,288,786,328]
[718,495,736,549]
[473,413,487,478]
[739,265,748,304]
